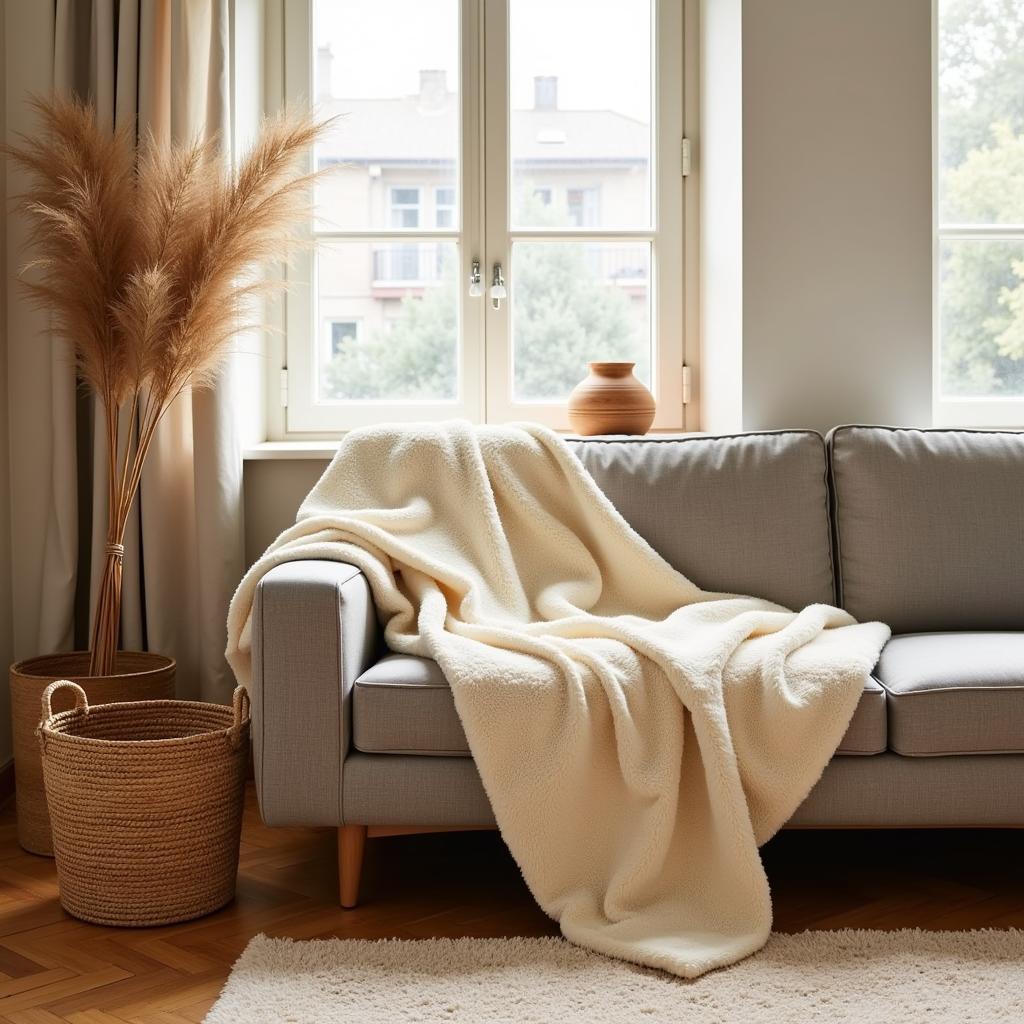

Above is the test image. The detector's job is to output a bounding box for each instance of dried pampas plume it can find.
[7,95,335,675]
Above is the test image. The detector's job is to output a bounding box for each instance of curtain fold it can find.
[27,0,246,702]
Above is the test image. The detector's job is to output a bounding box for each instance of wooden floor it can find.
[1,785,1023,1022]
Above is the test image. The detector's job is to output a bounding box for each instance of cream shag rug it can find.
[206,930,1024,1023]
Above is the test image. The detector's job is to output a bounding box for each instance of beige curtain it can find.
[21,0,245,702]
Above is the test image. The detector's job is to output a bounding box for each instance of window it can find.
[435,187,456,229]
[329,319,359,358]
[389,188,421,229]
[285,0,685,432]
[565,187,600,228]
[935,0,1024,425]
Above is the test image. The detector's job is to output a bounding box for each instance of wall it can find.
[739,0,933,432]
[699,0,744,434]
[244,458,329,564]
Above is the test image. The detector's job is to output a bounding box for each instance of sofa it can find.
[249,425,1024,907]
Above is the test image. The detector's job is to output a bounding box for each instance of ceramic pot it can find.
[9,651,176,855]
[567,362,656,436]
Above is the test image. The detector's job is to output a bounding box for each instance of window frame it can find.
[276,0,692,437]
[283,0,484,430]
[932,0,1024,428]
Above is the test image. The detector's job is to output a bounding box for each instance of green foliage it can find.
[323,256,458,401]
[938,0,1024,166]
[512,243,647,400]
[938,0,1024,396]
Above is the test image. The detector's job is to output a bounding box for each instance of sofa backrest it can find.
[829,425,1024,632]
[568,431,835,610]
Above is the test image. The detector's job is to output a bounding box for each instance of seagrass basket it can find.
[10,651,176,856]
[38,680,250,927]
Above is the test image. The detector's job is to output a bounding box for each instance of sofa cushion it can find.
[567,432,835,611]
[353,654,886,757]
[829,426,1024,633]
[875,633,1024,757]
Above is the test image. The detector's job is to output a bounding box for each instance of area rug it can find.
[205,930,1024,1023]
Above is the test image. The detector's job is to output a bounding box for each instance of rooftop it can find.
[316,70,649,166]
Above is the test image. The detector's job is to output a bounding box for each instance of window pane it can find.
[313,0,459,232]
[511,242,651,401]
[509,0,652,230]
[939,238,1024,398]
[317,242,459,402]
[938,0,1024,225]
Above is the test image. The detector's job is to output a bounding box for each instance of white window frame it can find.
[932,0,1024,428]
[279,0,689,436]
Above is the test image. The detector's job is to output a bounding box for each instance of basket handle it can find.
[229,686,251,749]
[40,680,89,725]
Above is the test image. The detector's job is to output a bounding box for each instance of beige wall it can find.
[739,0,933,432]
[244,459,330,565]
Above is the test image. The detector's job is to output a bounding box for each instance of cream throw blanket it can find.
[226,422,889,978]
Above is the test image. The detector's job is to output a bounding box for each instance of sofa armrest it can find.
[251,560,380,826]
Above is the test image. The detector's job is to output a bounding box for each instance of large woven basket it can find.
[38,680,250,927]
[10,652,176,856]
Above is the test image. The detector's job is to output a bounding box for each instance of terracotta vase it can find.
[567,362,656,436]
[9,651,176,855]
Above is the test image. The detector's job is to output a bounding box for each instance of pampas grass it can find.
[8,95,332,675]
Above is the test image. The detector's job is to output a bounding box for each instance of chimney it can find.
[534,76,557,111]
[316,45,333,101]
[418,69,447,111]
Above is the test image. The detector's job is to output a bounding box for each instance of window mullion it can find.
[482,0,511,426]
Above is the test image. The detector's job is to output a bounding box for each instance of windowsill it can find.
[243,430,706,461]
[243,441,341,460]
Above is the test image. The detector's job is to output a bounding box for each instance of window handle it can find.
[468,259,483,298]
[490,262,507,310]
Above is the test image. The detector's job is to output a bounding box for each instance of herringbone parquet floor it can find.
[1,785,1023,1021]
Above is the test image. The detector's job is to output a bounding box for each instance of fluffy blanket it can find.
[226,422,889,977]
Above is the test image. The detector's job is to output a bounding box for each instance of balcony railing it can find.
[583,245,648,282]
[372,245,447,285]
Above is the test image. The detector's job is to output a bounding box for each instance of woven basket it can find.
[38,680,250,927]
[10,652,176,856]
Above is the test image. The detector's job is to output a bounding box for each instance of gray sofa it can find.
[250,425,1024,907]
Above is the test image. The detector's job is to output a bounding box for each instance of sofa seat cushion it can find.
[875,633,1024,756]
[353,654,887,757]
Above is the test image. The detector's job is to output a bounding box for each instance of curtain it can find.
[21,0,246,702]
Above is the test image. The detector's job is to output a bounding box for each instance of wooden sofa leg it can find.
[338,825,367,909]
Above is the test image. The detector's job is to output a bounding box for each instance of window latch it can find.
[468,259,483,298]
[490,262,507,310]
